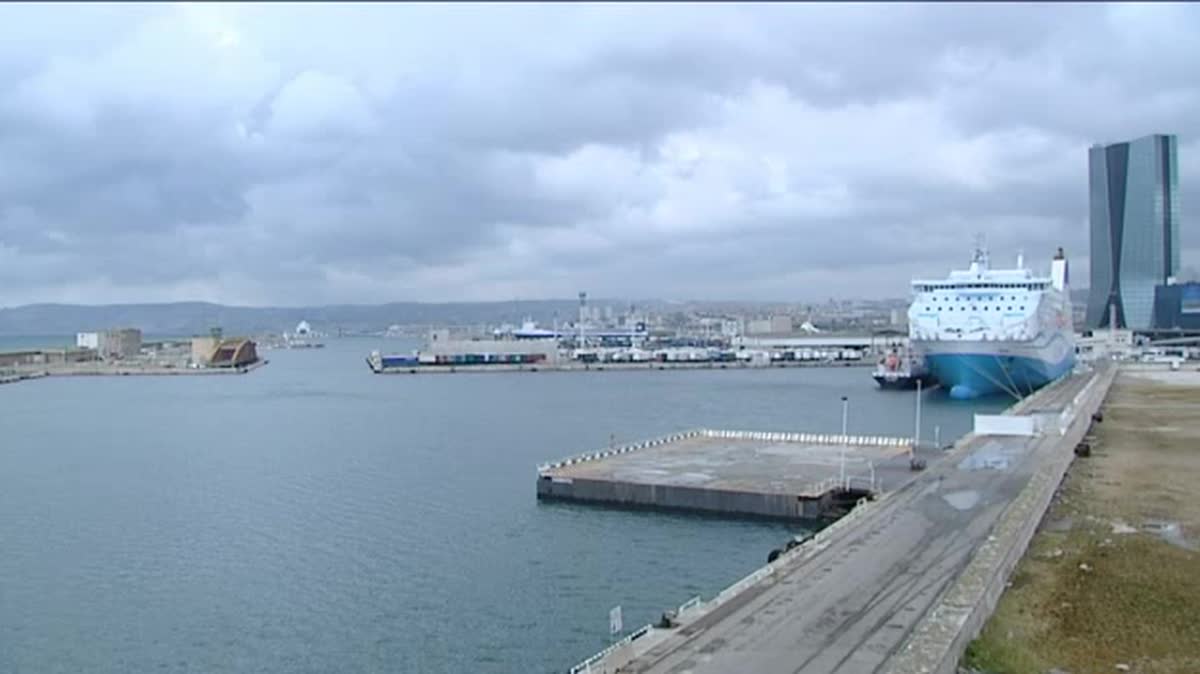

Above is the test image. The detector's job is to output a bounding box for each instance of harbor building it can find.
[191,333,259,368]
[745,315,793,335]
[427,328,561,364]
[98,328,142,360]
[76,332,100,349]
[1086,133,1181,330]
[1152,280,1200,330]
[76,329,143,359]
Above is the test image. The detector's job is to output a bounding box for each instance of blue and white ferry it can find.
[908,246,1075,399]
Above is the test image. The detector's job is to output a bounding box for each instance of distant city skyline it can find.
[0,4,1197,306]
[1086,134,1181,329]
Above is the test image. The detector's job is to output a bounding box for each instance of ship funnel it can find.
[1051,248,1069,291]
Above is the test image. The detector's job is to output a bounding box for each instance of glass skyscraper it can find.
[1086,134,1181,330]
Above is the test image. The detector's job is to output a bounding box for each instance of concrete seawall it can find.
[0,360,268,383]
[541,475,837,520]
[0,372,49,386]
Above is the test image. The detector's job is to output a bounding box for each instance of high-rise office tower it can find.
[1086,134,1180,330]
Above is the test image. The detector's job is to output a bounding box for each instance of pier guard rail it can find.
[568,624,653,674]
[538,429,915,475]
[537,429,705,474]
[674,595,703,618]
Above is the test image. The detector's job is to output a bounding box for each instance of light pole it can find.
[914,379,923,452]
[840,396,849,437]
[840,395,849,489]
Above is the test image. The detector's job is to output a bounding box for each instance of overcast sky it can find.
[0,3,1197,307]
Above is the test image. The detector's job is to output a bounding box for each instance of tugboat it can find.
[873,349,936,390]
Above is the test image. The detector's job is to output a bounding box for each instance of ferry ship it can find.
[908,246,1075,399]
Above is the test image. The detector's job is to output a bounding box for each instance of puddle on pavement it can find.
[957,439,1028,472]
[943,490,980,511]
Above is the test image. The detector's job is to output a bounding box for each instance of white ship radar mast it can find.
[968,234,990,277]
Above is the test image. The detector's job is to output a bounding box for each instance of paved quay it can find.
[569,364,1113,674]
[538,430,933,520]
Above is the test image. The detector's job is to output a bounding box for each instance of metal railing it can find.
[568,624,653,674]
[539,429,917,475]
[698,429,913,447]
[537,429,704,473]
[676,595,703,615]
[713,565,775,606]
[799,476,841,497]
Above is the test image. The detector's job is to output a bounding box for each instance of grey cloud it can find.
[0,3,1197,306]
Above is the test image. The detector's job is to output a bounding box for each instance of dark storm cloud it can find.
[0,3,1197,305]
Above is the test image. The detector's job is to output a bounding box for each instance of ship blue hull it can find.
[925,352,1075,400]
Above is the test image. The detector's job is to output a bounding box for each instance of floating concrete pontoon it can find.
[536,429,933,520]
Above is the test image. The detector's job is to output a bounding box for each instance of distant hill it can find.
[0,301,607,336]
[0,294,975,337]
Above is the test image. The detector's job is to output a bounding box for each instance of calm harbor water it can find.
[0,338,1005,673]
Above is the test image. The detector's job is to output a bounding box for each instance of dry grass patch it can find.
[964,373,1200,674]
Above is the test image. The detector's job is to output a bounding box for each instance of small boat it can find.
[873,349,936,390]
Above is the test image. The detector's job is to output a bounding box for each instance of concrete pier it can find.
[560,363,1115,674]
[372,359,872,375]
[0,360,268,385]
[0,372,49,386]
[537,430,930,520]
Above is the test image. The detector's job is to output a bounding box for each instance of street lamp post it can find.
[914,379,923,452]
[840,396,849,437]
[840,395,849,489]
